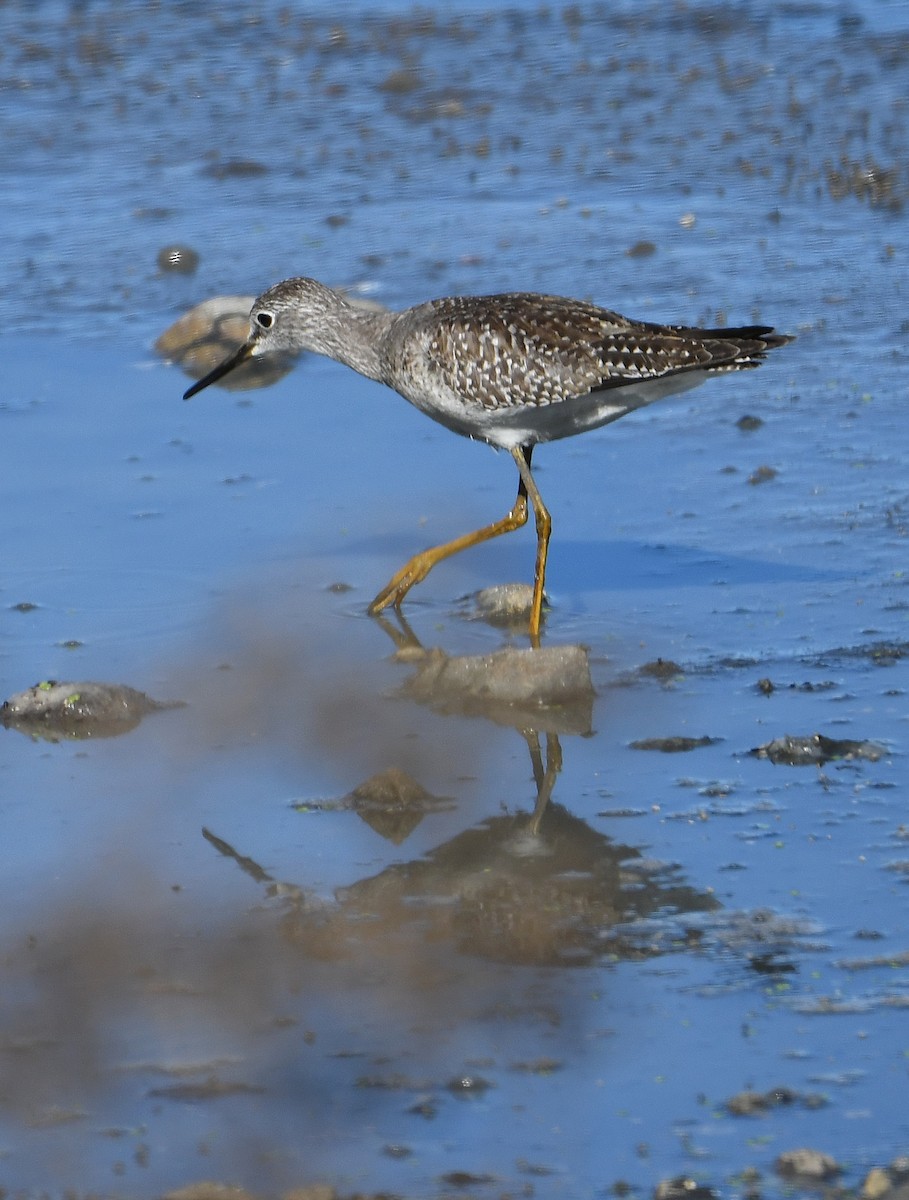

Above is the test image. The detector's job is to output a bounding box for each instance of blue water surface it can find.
[1,1,907,1196]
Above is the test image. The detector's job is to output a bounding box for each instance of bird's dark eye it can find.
[256,311,274,330]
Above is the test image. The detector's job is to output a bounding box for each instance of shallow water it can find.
[1,1,908,1197]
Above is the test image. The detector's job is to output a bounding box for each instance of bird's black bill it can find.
[183,340,255,400]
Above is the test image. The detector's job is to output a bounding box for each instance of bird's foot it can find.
[368,552,437,615]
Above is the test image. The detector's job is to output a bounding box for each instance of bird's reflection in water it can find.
[521,728,562,836]
[204,611,718,972]
[371,607,591,837]
[205,798,717,970]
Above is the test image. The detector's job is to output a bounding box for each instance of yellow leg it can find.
[368,474,530,615]
[511,445,551,648]
[368,443,550,646]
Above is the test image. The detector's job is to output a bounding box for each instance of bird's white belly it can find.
[397,370,707,449]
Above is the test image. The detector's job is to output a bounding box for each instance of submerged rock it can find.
[343,767,452,843]
[292,767,454,843]
[752,732,886,765]
[471,582,536,626]
[345,767,437,811]
[637,658,684,681]
[1,680,180,741]
[401,643,594,734]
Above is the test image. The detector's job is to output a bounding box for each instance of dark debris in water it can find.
[509,1056,563,1076]
[684,907,825,967]
[751,732,886,766]
[826,155,906,211]
[736,413,763,431]
[446,1073,494,1098]
[440,1168,497,1187]
[630,736,721,753]
[652,1147,909,1200]
[355,1071,432,1092]
[654,1176,719,1200]
[637,658,685,681]
[817,641,908,668]
[201,158,268,179]
[726,1085,827,1116]
[148,1076,264,1102]
[156,243,199,274]
[747,464,778,485]
[755,677,839,696]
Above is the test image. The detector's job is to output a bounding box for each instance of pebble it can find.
[156,244,200,274]
[473,582,535,624]
[775,1148,841,1180]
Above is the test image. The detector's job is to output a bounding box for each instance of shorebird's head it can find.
[183,277,343,399]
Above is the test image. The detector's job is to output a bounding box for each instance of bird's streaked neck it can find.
[308,299,394,384]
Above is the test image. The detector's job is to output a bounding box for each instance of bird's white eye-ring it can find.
[255,310,274,330]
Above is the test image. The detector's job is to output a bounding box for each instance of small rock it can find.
[863,1168,895,1200]
[345,767,439,811]
[726,1085,804,1116]
[775,1148,840,1181]
[473,582,535,624]
[446,1073,493,1098]
[862,1159,909,1200]
[381,1143,412,1160]
[156,244,199,274]
[402,643,594,734]
[1,680,179,741]
[377,67,423,93]
[748,464,778,485]
[726,1089,771,1116]
[407,1095,438,1119]
[736,414,763,431]
[342,767,451,844]
[654,1177,718,1200]
[626,240,657,258]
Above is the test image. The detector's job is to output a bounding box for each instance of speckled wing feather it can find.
[409,293,788,412]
